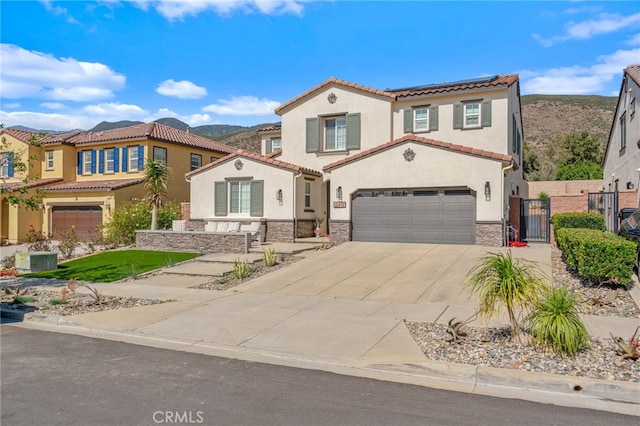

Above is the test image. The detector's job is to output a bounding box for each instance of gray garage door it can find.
[352,188,476,244]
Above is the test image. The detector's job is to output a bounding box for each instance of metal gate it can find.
[588,192,618,233]
[520,199,550,243]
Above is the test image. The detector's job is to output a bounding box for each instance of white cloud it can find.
[148,108,214,126]
[129,0,306,21]
[40,0,81,25]
[533,12,640,47]
[627,33,640,46]
[0,44,125,101]
[40,102,67,110]
[521,47,640,95]
[2,102,21,109]
[202,96,280,115]
[156,79,208,99]
[0,110,99,131]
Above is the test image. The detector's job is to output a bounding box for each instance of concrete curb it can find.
[6,316,639,417]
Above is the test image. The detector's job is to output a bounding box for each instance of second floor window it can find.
[46,151,54,170]
[414,108,429,131]
[324,116,347,151]
[271,138,282,150]
[191,153,202,171]
[128,146,139,171]
[83,150,92,174]
[105,148,115,173]
[464,103,480,128]
[620,113,627,150]
[153,146,167,164]
[0,152,12,177]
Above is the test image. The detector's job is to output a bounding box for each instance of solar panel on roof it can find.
[386,75,500,93]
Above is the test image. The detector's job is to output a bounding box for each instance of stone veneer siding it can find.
[475,222,504,247]
[136,230,250,254]
[328,220,350,245]
[266,220,295,243]
[296,219,316,238]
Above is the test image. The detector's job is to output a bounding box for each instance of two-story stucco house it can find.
[0,122,233,243]
[603,65,640,208]
[186,74,525,246]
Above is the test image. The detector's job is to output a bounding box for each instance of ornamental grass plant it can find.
[524,286,590,357]
[465,250,548,341]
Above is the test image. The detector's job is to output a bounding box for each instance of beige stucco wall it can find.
[188,157,305,221]
[278,84,393,171]
[603,76,640,206]
[326,142,504,222]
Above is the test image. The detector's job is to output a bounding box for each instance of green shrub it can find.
[537,191,549,200]
[550,212,605,232]
[555,228,635,286]
[524,287,590,357]
[102,200,181,247]
[57,226,82,260]
[48,298,67,305]
[13,295,35,304]
[263,248,278,267]
[232,259,250,280]
[26,225,53,251]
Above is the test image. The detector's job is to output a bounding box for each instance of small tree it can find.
[0,124,48,210]
[465,250,548,340]
[143,159,169,231]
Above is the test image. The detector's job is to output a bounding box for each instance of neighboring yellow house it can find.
[0,123,234,243]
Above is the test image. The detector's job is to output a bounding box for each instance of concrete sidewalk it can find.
[5,242,640,416]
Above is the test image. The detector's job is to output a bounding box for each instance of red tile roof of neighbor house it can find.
[186,149,322,178]
[625,65,640,86]
[0,177,64,190]
[266,149,282,158]
[258,124,282,133]
[3,123,234,154]
[45,178,144,192]
[323,134,514,172]
[274,75,519,114]
[0,128,51,144]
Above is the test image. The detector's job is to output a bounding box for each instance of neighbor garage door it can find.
[352,188,476,244]
[51,206,102,239]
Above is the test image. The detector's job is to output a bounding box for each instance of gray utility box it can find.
[15,251,58,273]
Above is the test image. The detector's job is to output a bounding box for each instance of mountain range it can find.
[9,94,619,178]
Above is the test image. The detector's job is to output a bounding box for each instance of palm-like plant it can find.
[143,159,169,230]
[465,250,548,340]
[524,286,590,356]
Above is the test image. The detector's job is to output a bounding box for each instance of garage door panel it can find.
[52,206,102,239]
[352,189,476,245]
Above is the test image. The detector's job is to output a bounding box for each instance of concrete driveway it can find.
[236,241,553,307]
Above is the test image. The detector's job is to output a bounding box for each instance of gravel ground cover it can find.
[192,255,303,291]
[407,247,640,383]
[1,286,168,316]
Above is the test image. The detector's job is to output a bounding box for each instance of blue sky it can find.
[1,0,639,131]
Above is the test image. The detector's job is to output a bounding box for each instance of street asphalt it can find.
[2,241,640,416]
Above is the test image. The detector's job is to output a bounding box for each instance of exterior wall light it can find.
[276,189,283,203]
[336,186,343,200]
[484,181,491,201]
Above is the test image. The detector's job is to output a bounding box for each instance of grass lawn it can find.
[24,250,201,283]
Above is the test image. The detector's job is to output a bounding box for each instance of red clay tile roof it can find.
[323,135,514,172]
[4,123,234,154]
[274,75,519,115]
[275,77,396,115]
[45,178,144,192]
[186,149,321,179]
[0,128,48,144]
[0,177,64,190]
[391,74,519,98]
[625,65,640,87]
[266,149,282,159]
[258,124,282,133]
